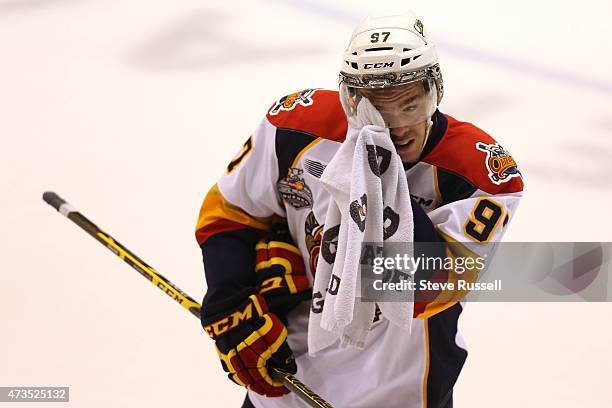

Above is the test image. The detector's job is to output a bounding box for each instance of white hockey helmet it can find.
[339,11,443,129]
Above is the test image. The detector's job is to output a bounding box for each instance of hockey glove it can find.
[255,222,312,321]
[201,288,296,397]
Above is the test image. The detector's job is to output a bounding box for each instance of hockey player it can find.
[195,11,523,408]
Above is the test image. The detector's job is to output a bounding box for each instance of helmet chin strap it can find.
[420,117,434,152]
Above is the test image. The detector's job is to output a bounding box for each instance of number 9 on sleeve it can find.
[464,198,505,243]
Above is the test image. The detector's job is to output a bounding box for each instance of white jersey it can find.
[195,89,524,407]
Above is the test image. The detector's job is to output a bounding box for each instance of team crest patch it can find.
[277,168,313,209]
[476,142,522,185]
[269,89,317,115]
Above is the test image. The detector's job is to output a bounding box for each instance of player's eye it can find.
[403,105,417,112]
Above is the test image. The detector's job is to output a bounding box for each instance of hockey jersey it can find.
[195,89,524,408]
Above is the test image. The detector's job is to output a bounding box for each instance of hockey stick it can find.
[42,191,334,408]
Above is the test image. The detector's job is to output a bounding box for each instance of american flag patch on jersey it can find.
[304,159,326,179]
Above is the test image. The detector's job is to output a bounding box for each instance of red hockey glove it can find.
[255,222,312,321]
[201,289,296,397]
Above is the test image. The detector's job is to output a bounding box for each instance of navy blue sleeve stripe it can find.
[436,167,478,206]
[200,228,263,308]
[275,128,317,182]
[426,302,468,407]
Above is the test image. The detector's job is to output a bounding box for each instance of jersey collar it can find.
[402,109,448,170]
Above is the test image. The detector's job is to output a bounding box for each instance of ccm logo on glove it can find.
[201,291,297,397]
[203,297,262,338]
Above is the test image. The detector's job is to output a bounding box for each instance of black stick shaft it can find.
[42,191,334,408]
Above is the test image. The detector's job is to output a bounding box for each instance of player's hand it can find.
[340,85,386,129]
[201,289,296,397]
[255,222,312,321]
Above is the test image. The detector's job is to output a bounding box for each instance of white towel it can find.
[308,97,415,355]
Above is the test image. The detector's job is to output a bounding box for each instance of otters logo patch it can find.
[476,142,522,185]
[277,168,313,209]
[269,89,317,115]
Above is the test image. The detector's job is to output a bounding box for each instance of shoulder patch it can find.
[423,114,524,194]
[475,142,522,185]
[269,89,317,115]
[266,89,348,143]
[278,168,314,209]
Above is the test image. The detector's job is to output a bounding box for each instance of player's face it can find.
[359,82,432,164]
[389,121,429,164]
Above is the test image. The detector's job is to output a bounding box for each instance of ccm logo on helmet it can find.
[363,62,394,69]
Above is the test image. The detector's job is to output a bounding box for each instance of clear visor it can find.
[340,79,437,129]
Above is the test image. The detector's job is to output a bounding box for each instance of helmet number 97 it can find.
[370,32,390,43]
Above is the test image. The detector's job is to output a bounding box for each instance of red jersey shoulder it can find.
[266,89,347,143]
[424,114,524,194]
